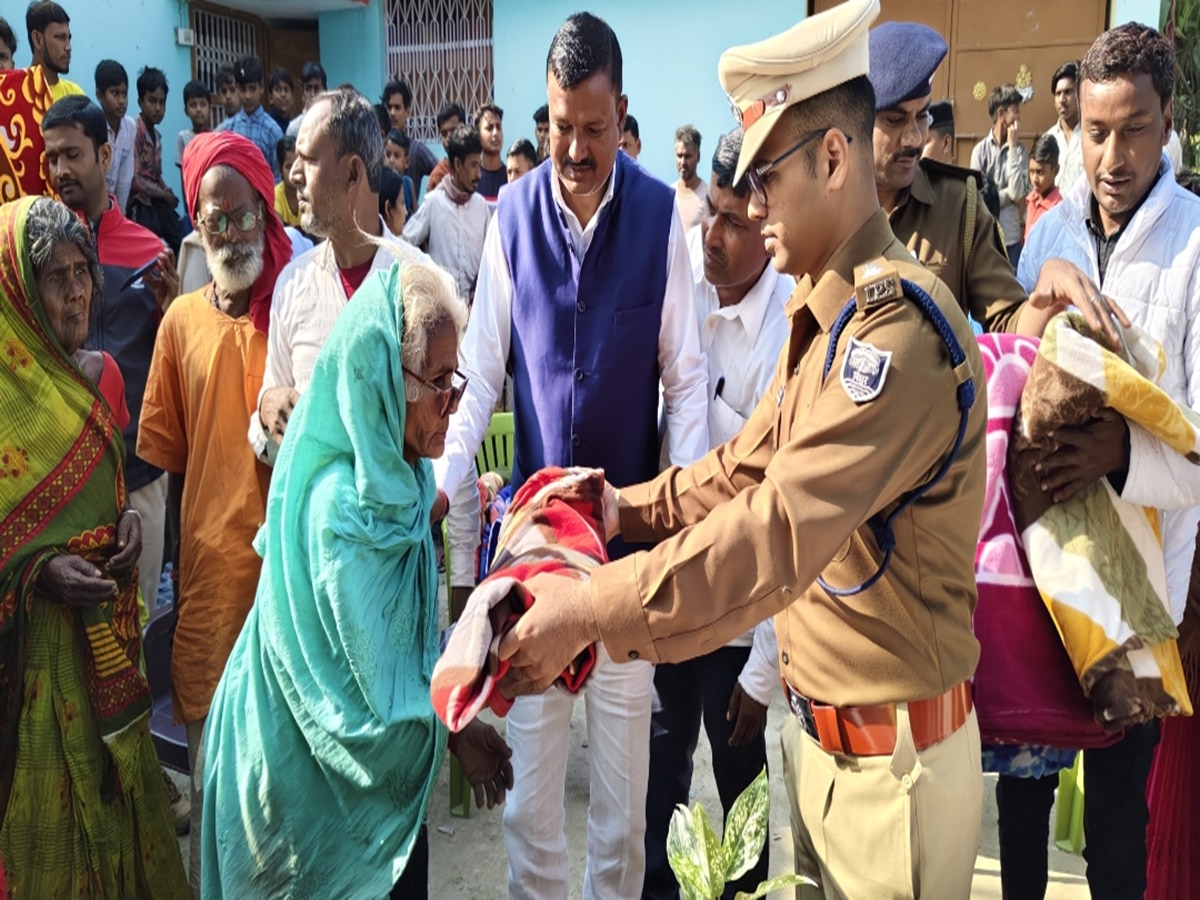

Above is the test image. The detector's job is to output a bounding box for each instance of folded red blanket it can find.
[431,467,608,732]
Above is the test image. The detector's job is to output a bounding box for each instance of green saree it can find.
[0,197,188,898]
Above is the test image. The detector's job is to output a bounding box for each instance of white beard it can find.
[206,233,265,295]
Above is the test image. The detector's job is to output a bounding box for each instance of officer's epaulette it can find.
[853,258,902,312]
[919,156,982,189]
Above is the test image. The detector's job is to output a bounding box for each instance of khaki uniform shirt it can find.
[590,210,985,708]
[888,159,1026,334]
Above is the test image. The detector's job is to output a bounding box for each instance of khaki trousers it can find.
[781,705,982,899]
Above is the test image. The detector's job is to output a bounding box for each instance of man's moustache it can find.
[892,149,921,163]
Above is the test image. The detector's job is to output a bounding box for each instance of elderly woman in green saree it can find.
[201,258,513,899]
[0,196,189,897]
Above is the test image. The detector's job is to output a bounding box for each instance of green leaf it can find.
[695,801,726,897]
[667,803,716,899]
[733,873,818,900]
[721,768,770,883]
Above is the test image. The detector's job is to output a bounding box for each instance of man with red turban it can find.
[136,129,292,895]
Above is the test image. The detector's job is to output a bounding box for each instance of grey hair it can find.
[315,87,384,193]
[26,197,102,307]
[399,261,467,401]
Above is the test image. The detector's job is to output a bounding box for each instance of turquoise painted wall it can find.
[492,0,804,185]
[16,0,194,195]
[318,0,387,104]
[1110,0,1166,28]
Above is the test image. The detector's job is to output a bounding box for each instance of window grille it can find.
[191,3,265,129]
[385,0,494,142]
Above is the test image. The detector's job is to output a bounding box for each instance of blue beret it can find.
[868,22,947,111]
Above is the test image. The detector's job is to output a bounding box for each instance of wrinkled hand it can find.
[143,248,180,312]
[1035,407,1130,504]
[38,554,119,607]
[1022,258,1130,345]
[726,681,768,747]
[497,571,599,695]
[106,509,143,578]
[260,386,301,445]
[450,719,514,809]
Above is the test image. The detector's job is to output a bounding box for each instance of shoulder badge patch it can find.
[853,258,902,311]
[840,337,892,403]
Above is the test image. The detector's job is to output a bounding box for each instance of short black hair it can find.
[25,1,68,48]
[137,67,168,102]
[782,75,876,177]
[475,103,503,130]
[94,59,128,95]
[711,128,749,197]
[507,137,537,167]
[1031,133,1060,166]
[382,79,412,109]
[276,134,296,170]
[268,67,293,92]
[373,102,390,135]
[386,129,411,152]
[987,84,1022,121]
[42,95,108,155]
[234,55,263,88]
[301,61,327,89]
[379,166,403,215]
[1051,60,1078,93]
[183,80,210,105]
[622,113,639,140]
[928,100,954,138]
[533,104,549,125]
[1080,22,1174,109]
[0,16,20,58]
[436,102,467,130]
[675,124,701,153]
[546,12,622,95]
[215,65,236,90]
[447,124,482,166]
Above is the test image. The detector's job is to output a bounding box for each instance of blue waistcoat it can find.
[498,152,675,498]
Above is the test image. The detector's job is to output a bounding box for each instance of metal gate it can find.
[385,0,494,142]
[191,3,265,128]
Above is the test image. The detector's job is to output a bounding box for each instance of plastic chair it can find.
[445,412,514,818]
[1053,753,1085,855]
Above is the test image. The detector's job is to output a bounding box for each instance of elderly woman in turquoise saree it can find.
[201,259,513,899]
[0,196,189,897]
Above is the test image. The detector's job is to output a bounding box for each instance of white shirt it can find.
[106,115,137,214]
[434,165,709,517]
[687,224,792,704]
[401,183,493,302]
[1047,119,1084,194]
[1018,163,1200,623]
[672,177,710,232]
[249,222,440,461]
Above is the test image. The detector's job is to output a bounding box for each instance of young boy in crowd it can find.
[506,138,538,183]
[384,129,416,213]
[426,101,466,192]
[95,59,135,212]
[379,167,408,237]
[274,135,301,228]
[267,67,293,132]
[216,56,283,181]
[176,79,211,170]
[1025,134,1063,241]
[129,66,182,255]
[215,65,240,121]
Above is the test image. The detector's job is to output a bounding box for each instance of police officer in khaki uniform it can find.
[498,1,989,896]
[868,21,1034,334]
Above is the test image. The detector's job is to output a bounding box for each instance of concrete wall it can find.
[19,0,195,194]
[492,0,803,185]
[317,0,386,104]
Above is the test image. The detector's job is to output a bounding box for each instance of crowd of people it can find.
[1,0,1199,898]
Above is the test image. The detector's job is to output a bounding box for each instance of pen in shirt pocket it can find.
[714,376,725,399]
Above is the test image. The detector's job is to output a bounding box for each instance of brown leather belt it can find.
[783,680,972,757]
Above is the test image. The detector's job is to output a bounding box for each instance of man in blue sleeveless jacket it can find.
[432,13,708,899]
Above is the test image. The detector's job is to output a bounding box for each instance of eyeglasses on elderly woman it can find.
[402,365,468,417]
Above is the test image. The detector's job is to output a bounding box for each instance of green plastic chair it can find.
[1053,753,1085,855]
[445,412,514,818]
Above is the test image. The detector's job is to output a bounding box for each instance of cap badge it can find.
[736,85,791,130]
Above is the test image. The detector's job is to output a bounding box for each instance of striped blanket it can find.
[1009,312,1197,730]
[431,466,608,732]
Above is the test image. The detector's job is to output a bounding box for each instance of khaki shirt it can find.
[589,210,985,707]
[889,159,1026,334]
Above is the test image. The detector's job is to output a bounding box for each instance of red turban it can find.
[181,131,292,334]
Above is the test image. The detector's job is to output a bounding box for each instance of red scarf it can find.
[441,174,474,206]
[181,131,292,334]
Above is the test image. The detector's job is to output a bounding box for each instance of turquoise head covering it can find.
[201,261,446,898]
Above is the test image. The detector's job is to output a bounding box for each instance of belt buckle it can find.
[787,685,819,743]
